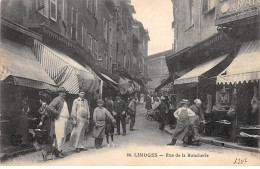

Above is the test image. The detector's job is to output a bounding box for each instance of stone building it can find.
[147,50,172,93]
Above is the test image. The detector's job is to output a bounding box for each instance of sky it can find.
[131,0,174,56]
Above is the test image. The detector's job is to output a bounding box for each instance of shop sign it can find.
[216,0,260,26]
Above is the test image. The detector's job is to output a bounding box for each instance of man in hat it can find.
[189,99,205,145]
[47,86,69,157]
[113,94,127,136]
[69,89,90,152]
[167,99,196,146]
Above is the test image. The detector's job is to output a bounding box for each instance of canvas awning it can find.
[0,38,56,90]
[33,40,95,94]
[217,40,260,84]
[174,54,229,85]
[155,73,178,91]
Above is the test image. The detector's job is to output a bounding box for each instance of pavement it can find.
[1,104,260,165]
[164,122,260,154]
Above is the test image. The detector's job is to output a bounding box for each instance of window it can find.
[87,34,93,52]
[83,27,88,48]
[37,0,49,18]
[93,39,98,60]
[87,0,93,13]
[82,24,84,46]
[202,0,215,13]
[50,0,57,21]
[93,0,97,16]
[71,8,78,41]
[61,0,66,21]
[109,27,113,45]
[187,0,194,27]
[104,53,108,69]
[103,19,108,43]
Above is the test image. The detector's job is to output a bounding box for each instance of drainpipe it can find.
[199,0,202,41]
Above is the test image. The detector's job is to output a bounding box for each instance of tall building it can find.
[147,50,172,93]
[166,0,260,143]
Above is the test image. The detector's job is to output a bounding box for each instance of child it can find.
[92,99,116,149]
[104,97,116,148]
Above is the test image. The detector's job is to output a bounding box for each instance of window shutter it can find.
[37,0,45,10]
[202,0,208,13]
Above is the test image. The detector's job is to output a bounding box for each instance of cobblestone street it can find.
[2,104,259,166]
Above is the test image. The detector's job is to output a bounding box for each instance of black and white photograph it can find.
[0,0,259,166]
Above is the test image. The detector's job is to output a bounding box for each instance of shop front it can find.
[216,40,260,147]
[0,38,57,146]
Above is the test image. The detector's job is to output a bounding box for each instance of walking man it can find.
[69,90,90,152]
[128,97,137,131]
[113,95,127,136]
[47,86,69,157]
[189,99,205,145]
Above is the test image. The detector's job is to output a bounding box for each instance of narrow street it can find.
[2,104,259,166]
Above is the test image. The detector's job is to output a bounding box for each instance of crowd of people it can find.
[35,87,138,161]
[142,92,206,147]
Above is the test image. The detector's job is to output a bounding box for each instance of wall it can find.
[173,0,218,52]
[147,51,170,90]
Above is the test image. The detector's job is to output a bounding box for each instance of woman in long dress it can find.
[92,99,116,149]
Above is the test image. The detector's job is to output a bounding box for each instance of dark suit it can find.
[114,99,127,134]
[47,96,65,119]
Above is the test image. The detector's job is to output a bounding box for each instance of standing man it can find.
[128,97,137,131]
[69,90,90,152]
[113,95,127,136]
[189,99,205,145]
[47,86,69,158]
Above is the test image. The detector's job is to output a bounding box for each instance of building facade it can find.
[147,50,172,92]
[167,0,260,145]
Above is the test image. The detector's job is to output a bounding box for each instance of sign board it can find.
[216,0,260,26]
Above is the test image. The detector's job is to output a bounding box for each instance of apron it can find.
[171,108,190,141]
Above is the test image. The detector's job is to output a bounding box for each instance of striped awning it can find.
[174,54,228,85]
[217,40,260,84]
[33,40,95,94]
[0,38,56,90]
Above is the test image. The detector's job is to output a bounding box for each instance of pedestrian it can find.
[145,94,152,114]
[113,94,127,136]
[69,90,90,153]
[12,93,30,145]
[139,93,144,104]
[92,99,116,149]
[158,98,168,131]
[167,99,196,146]
[46,86,69,158]
[104,96,116,148]
[168,102,177,130]
[128,97,137,131]
[189,99,205,145]
[37,93,57,160]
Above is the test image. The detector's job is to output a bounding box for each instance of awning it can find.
[174,54,229,85]
[155,73,179,91]
[217,40,260,84]
[33,40,95,94]
[0,38,56,90]
[118,76,137,94]
[101,73,118,85]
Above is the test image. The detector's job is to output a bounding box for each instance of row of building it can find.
[0,0,149,146]
[154,0,260,147]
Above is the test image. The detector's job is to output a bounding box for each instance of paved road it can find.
[2,104,260,166]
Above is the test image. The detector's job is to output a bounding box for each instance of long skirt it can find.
[69,117,88,149]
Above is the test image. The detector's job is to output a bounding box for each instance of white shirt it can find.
[174,107,195,118]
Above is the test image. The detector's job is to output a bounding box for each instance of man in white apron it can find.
[47,87,69,158]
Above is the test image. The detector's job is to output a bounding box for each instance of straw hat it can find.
[180,99,190,104]
[57,87,68,93]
